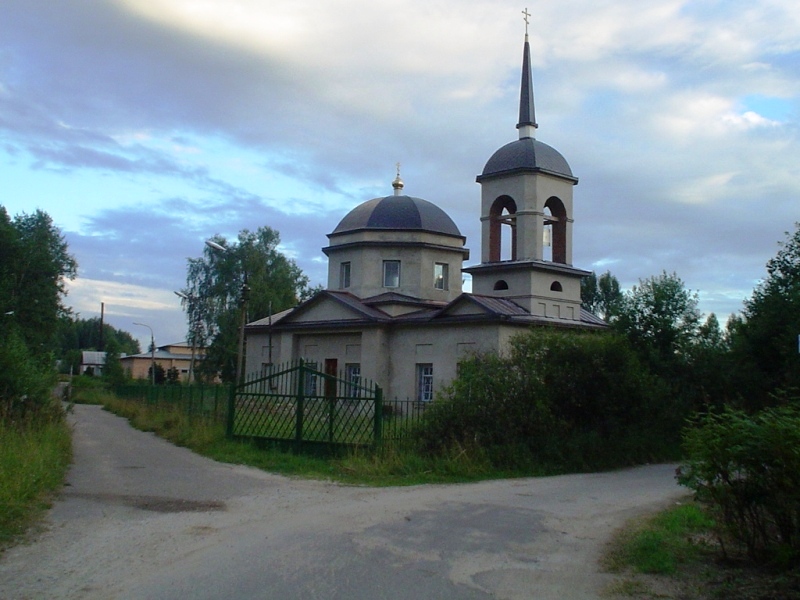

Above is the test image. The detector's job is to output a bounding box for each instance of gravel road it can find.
[0,404,686,599]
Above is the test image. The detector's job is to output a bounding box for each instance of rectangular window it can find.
[345,363,361,398]
[339,262,351,289]
[305,362,318,396]
[416,363,434,403]
[383,260,400,288]
[434,262,449,290]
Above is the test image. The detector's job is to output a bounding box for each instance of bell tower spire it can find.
[517,8,537,139]
[466,12,587,323]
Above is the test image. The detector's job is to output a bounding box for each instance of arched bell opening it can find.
[489,196,517,262]
[544,196,567,264]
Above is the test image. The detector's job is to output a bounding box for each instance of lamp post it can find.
[205,240,250,385]
[174,291,199,384]
[133,322,156,386]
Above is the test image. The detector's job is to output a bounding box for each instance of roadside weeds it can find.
[601,500,800,600]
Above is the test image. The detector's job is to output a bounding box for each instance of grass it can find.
[604,501,716,576]
[0,416,72,551]
[602,501,800,599]
[81,388,505,486]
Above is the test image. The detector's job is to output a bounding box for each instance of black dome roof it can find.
[331,195,463,238]
[478,137,577,182]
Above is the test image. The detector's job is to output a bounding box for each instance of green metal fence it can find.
[113,383,230,421]
[112,365,433,451]
[229,359,383,448]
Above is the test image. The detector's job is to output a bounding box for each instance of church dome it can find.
[477,137,577,183]
[331,194,463,238]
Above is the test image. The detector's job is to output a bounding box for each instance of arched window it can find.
[544,197,567,264]
[493,280,509,291]
[489,196,517,262]
[550,281,562,292]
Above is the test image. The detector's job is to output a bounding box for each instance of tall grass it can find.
[0,417,72,549]
[84,389,507,486]
[604,502,715,576]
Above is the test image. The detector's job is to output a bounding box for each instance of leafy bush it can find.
[677,402,800,566]
[417,328,677,472]
[0,329,59,423]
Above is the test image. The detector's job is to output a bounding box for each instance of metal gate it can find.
[227,359,384,449]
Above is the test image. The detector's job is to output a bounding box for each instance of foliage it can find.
[613,271,701,370]
[147,363,166,385]
[166,367,181,385]
[729,223,800,410]
[0,326,59,422]
[687,312,736,410]
[180,227,313,382]
[0,416,72,550]
[102,339,129,386]
[56,316,140,374]
[604,502,715,576]
[0,206,76,423]
[0,207,77,357]
[417,328,678,472]
[79,388,500,486]
[581,270,623,322]
[677,403,800,566]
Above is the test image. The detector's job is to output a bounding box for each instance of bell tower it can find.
[464,25,589,322]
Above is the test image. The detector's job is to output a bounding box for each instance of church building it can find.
[244,31,605,402]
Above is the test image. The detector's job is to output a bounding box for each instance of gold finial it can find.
[392,162,404,195]
[522,8,530,35]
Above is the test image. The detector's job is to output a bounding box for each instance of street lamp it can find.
[205,239,250,385]
[133,322,156,386]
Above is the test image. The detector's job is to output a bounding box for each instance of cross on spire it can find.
[392,162,404,195]
[522,8,530,35]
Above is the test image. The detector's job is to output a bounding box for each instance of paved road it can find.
[0,405,686,599]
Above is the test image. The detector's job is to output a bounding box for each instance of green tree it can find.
[688,313,735,409]
[0,207,77,357]
[613,271,701,372]
[148,363,167,385]
[102,339,128,386]
[180,226,313,382]
[730,223,800,409]
[56,317,141,373]
[166,367,181,385]
[0,206,76,421]
[581,271,623,322]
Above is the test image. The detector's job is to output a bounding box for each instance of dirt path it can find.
[0,405,686,599]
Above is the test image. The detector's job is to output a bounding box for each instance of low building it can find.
[120,342,205,382]
[79,351,106,376]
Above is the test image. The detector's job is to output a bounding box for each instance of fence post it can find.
[295,358,305,450]
[226,382,236,438]
[373,384,383,447]
[328,385,335,444]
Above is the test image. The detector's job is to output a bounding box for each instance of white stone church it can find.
[244,32,605,402]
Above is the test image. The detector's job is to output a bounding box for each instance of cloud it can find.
[2,0,800,345]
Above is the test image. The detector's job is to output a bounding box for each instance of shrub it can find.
[677,402,800,566]
[417,328,676,472]
[0,329,58,423]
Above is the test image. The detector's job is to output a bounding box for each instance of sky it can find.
[2,0,799,351]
